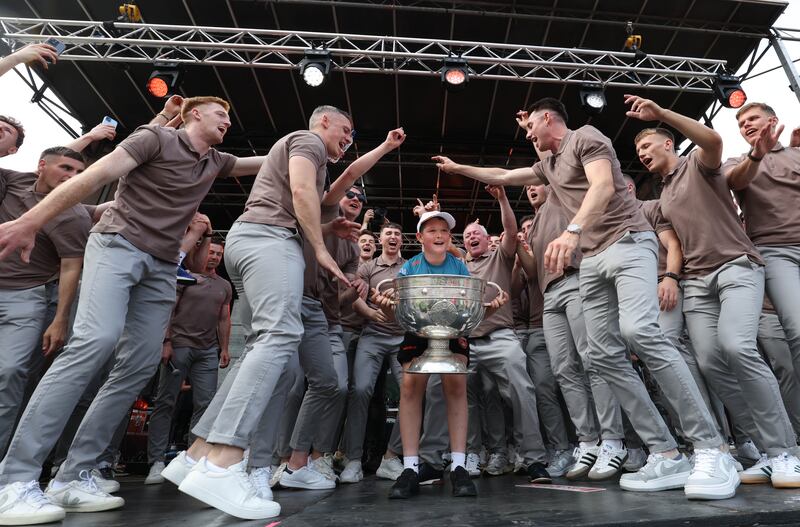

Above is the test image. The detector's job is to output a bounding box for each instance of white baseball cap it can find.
[417,210,456,233]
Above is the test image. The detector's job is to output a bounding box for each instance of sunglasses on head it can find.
[345,190,367,203]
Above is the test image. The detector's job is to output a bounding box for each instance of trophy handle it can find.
[483,281,505,308]
[375,278,397,305]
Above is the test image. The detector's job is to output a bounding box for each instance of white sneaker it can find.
[465,453,481,477]
[375,457,404,481]
[0,481,65,525]
[144,461,166,485]
[623,447,647,472]
[619,453,692,492]
[725,453,743,473]
[279,466,336,490]
[89,468,120,493]
[484,452,512,476]
[566,445,599,480]
[162,451,195,486]
[178,457,280,520]
[588,443,627,481]
[310,455,337,481]
[684,448,739,500]
[770,452,800,489]
[269,462,287,489]
[735,440,761,466]
[740,454,771,484]
[45,470,125,512]
[249,467,273,500]
[339,459,363,483]
[547,449,574,478]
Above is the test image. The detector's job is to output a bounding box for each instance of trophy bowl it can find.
[376,274,502,374]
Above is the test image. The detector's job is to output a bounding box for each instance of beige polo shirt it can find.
[467,245,515,338]
[638,199,674,279]
[358,254,406,335]
[527,197,581,294]
[170,273,232,349]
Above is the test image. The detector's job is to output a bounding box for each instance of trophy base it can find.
[405,338,468,374]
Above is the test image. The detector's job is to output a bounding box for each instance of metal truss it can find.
[0,17,729,93]
[769,28,800,104]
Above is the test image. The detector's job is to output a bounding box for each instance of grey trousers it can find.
[579,231,722,453]
[758,312,800,437]
[520,328,570,450]
[683,255,797,456]
[0,233,175,484]
[467,328,547,464]
[147,346,220,463]
[543,274,623,442]
[0,286,49,453]
[759,245,800,379]
[342,327,404,460]
[195,222,304,449]
[467,369,507,455]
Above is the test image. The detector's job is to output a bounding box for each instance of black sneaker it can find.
[450,466,477,497]
[527,462,552,484]
[389,468,419,499]
[417,462,444,486]
[98,466,115,481]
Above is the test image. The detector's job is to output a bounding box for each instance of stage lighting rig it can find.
[713,73,747,108]
[299,49,332,87]
[146,64,181,98]
[579,85,606,115]
[441,57,469,92]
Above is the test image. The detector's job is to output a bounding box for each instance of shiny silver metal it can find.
[377,274,501,374]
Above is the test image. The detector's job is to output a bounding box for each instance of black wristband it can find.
[663,272,680,283]
[747,149,763,162]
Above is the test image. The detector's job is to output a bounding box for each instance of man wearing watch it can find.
[630,95,800,491]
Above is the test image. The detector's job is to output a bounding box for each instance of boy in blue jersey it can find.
[372,210,507,500]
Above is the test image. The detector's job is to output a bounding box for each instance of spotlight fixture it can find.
[713,73,747,108]
[146,64,181,98]
[299,49,332,87]
[624,21,647,63]
[578,85,607,115]
[441,57,469,91]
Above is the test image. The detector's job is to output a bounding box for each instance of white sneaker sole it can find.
[772,475,800,489]
[339,473,363,484]
[685,473,740,500]
[56,496,125,512]
[0,508,66,526]
[98,481,121,493]
[565,464,592,480]
[279,478,335,490]
[588,454,628,481]
[620,471,690,492]
[144,475,165,485]
[375,469,402,481]
[178,472,280,520]
[162,458,192,486]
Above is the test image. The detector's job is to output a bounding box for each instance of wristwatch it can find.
[566,224,582,235]
[747,148,763,162]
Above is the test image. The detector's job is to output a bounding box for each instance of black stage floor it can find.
[54,473,800,527]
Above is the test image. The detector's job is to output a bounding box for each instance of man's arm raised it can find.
[432,155,542,186]
[485,185,517,257]
[323,128,406,206]
[0,147,139,262]
[65,123,117,153]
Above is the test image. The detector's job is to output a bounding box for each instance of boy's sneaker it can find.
[310,455,337,481]
[740,454,771,484]
[684,448,739,500]
[588,443,627,481]
[144,461,166,485]
[450,466,477,497]
[770,452,800,488]
[735,440,761,467]
[45,470,124,512]
[178,457,280,520]
[566,445,599,480]
[279,465,335,490]
[620,453,692,492]
[417,463,444,486]
[89,468,120,493]
[177,266,197,285]
[484,452,512,476]
[376,457,404,481]
[162,451,195,486]
[465,453,481,477]
[547,449,574,478]
[623,447,647,472]
[249,467,273,500]
[526,462,552,483]
[0,481,65,525]
[388,469,419,499]
[339,460,363,484]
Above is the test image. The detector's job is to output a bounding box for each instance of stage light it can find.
[624,21,647,63]
[300,50,332,87]
[713,73,747,108]
[579,85,606,115]
[441,57,469,91]
[146,65,181,98]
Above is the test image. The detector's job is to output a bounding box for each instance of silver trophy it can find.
[376,274,503,374]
